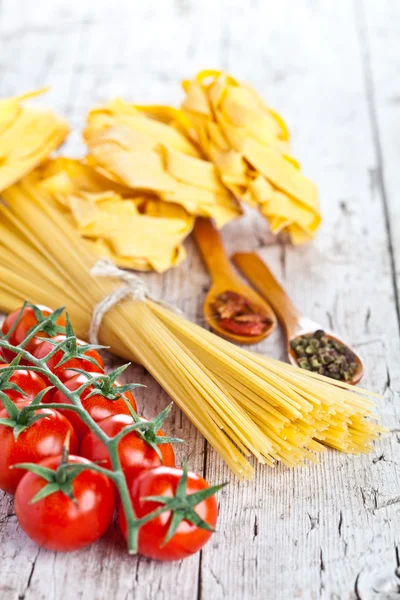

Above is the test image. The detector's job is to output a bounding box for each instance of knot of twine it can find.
[89,259,181,345]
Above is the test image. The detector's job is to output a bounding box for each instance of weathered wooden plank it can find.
[0,1,213,598]
[359,0,400,321]
[202,0,400,598]
[0,0,399,599]
[353,3,400,594]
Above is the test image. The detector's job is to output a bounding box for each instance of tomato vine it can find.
[0,310,208,554]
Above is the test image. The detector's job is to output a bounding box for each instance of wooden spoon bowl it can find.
[232,252,364,385]
[193,219,277,345]
[286,316,364,384]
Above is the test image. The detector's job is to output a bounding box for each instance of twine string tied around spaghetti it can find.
[89,259,181,344]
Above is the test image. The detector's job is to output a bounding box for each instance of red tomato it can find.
[0,403,78,494]
[0,364,48,409]
[33,335,104,379]
[50,374,137,441]
[15,455,115,551]
[1,305,66,361]
[57,369,85,384]
[118,466,219,560]
[80,414,175,481]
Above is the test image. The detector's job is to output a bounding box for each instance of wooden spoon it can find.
[232,252,364,384]
[193,218,277,344]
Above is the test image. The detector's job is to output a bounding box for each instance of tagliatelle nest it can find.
[0,73,321,278]
[181,70,321,244]
[36,158,195,273]
[83,99,241,229]
[0,89,69,193]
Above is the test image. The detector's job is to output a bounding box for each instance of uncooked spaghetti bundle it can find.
[83,99,241,228]
[37,158,194,272]
[0,172,381,478]
[0,89,69,193]
[181,70,321,244]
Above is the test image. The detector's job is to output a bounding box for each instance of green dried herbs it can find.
[290,329,358,381]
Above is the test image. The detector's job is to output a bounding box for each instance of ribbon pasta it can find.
[181,70,321,244]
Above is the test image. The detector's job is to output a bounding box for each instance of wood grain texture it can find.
[360,0,400,331]
[0,0,399,598]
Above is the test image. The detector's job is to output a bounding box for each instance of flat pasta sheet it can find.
[0,89,69,193]
[83,99,242,229]
[38,158,194,273]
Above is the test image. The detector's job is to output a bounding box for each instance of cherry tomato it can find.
[0,364,48,409]
[50,374,137,441]
[118,466,219,561]
[0,403,78,494]
[1,305,66,361]
[58,369,85,384]
[32,335,104,379]
[80,414,175,481]
[15,455,115,551]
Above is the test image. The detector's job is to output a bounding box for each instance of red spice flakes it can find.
[212,291,272,337]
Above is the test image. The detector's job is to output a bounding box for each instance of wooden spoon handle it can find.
[232,252,302,338]
[194,218,237,282]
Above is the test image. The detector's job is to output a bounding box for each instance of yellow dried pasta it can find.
[0,178,382,478]
[181,70,321,244]
[0,89,69,193]
[37,158,194,273]
[83,99,241,228]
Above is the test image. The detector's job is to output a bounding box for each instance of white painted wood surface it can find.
[0,1,399,598]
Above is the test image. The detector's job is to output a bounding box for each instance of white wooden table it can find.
[1,1,399,598]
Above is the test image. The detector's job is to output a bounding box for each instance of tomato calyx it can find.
[2,303,67,347]
[13,459,78,504]
[26,305,67,340]
[42,316,106,371]
[13,446,113,505]
[0,387,54,439]
[77,363,144,403]
[141,463,226,545]
[111,403,184,461]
